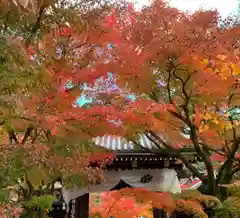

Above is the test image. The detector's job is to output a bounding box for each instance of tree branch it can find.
[129,138,151,152]
[31,128,38,144]
[199,142,227,157]
[166,70,173,104]
[44,130,52,141]
[26,6,47,46]
[215,83,240,185]
[232,165,240,176]
[172,71,191,105]
[148,131,205,181]
[228,83,238,105]
[189,122,216,193]
[21,126,34,145]
[8,130,18,144]
[168,109,188,123]
[11,116,33,122]
[172,71,216,194]
[144,133,166,152]
[216,138,240,185]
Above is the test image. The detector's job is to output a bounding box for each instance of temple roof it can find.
[93,134,159,152]
[93,134,197,157]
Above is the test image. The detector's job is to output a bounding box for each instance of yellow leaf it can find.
[231,64,240,75]
[201,59,208,66]
[214,119,219,124]
[205,113,212,120]
[203,59,208,64]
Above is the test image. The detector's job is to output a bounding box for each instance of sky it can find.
[133,0,239,18]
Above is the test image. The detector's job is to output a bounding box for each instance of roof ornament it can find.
[140,174,153,184]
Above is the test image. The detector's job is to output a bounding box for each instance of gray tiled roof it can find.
[93,134,197,155]
[93,134,160,152]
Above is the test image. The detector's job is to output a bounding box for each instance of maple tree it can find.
[0,0,126,217]
[83,0,239,202]
[57,0,240,204]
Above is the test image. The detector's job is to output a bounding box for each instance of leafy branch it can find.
[25,5,47,46]
[171,69,216,194]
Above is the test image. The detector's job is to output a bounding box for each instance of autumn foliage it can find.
[0,0,240,217]
[0,203,23,218]
[90,188,221,218]
[0,0,120,217]
[72,0,240,200]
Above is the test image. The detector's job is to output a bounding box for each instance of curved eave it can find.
[93,134,196,153]
[93,134,162,153]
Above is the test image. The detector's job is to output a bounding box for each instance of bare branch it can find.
[8,130,18,144]
[21,126,34,144]
[25,5,47,46]
[166,70,173,104]
[144,133,165,151]
[148,131,206,181]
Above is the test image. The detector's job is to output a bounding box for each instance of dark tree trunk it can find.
[153,208,167,218]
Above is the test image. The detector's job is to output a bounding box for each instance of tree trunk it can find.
[199,181,228,201]
[37,208,44,218]
[25,208,43,218]
[216,174,233,201]
[153,208,166,218]
[197,172,233,201]
[26,208,34,218]
[217,186,228,201]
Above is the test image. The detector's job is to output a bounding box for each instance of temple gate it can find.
[50,134,201,218]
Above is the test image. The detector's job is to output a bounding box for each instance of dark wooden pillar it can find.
[75,194,89,218]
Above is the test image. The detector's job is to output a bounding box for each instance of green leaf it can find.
[181,189,201,199]
[0,189,10,202]
[154,112,161,119]
[23,194,56,210]
[63,174,88,189]
[27,166,51,189]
